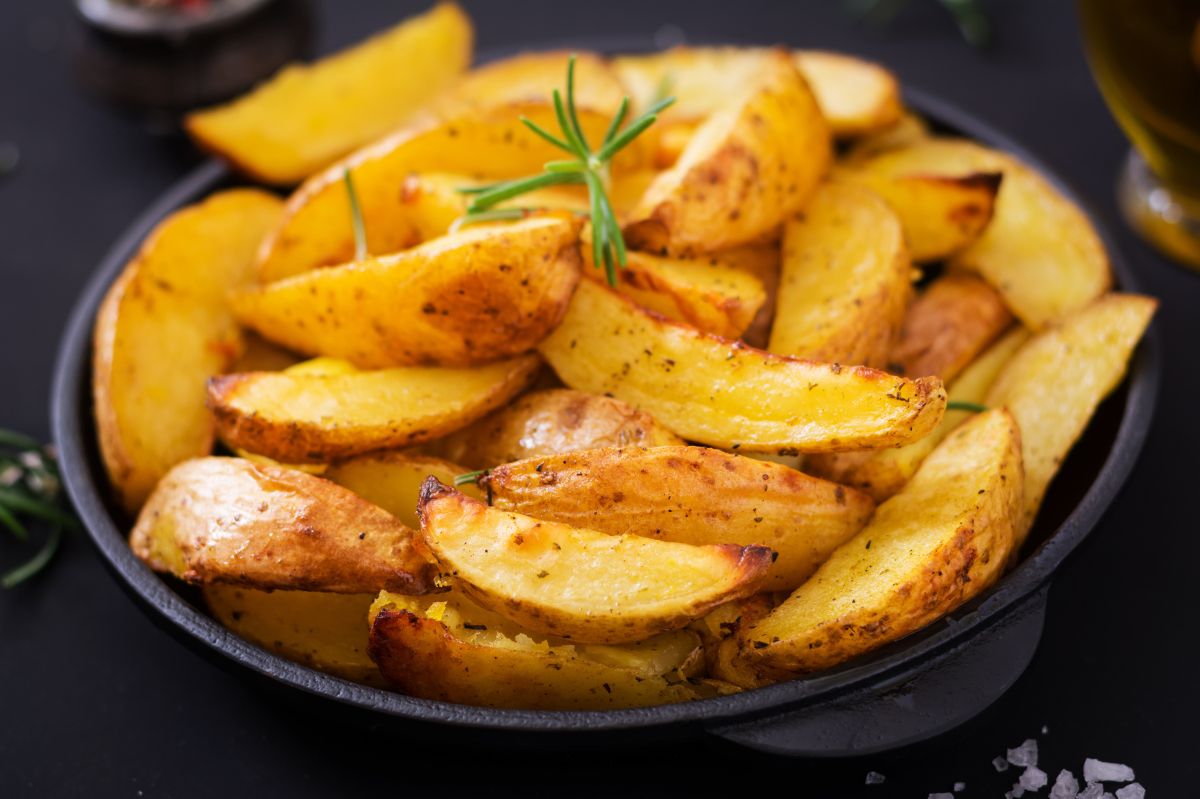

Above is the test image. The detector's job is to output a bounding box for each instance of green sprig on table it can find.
[0,430,78,588]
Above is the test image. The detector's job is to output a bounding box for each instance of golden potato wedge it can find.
[767,181,912,367]
[742,408,1024,674]
[235,216,581,368]
[205,586,383,686]
[185,3,473,184]
[586,242,767,338]
[256,103,641,283]
[708,242,783,347]
[417,478,773,644]
[538,280,947,454]
[986,293,1156,540]
[692,594,778,689]
[888,273,1014,381]
[424,388,682,470]
[324,451,480,527]
[835,162,1003,262]
[792,51,903,136]
[208,354,541,463]
[612,47,901,136]
[227,332,301,374]
[93,189,283,513]
[368,590,710,709]
[130,457,438,594]
[809,327,1030,501]
[845,110,930,162]
[481,445,876,591]
[435,50,624,116]
[844,138,1111,328]
[625,50,832,255]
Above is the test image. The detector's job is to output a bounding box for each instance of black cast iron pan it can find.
[50,37,1161,756]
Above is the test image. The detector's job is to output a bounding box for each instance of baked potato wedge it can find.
[792,51,903,136]
[845,110,930,162]
[424,388,682,470]
[205,587,383,686]
[845,138,1111,328]
[537,280,947,454]
[417,478,773,644]
[742,408,1024,674]
[888,273,1014,381]
[586,241,768,338]
[693,594,777,690]
[767,181,912,367]
[986,293,1156,540]
[185,3,473,184]
[324,451,480,527]
[435,50,624,116]
[234,216,582,368]
[625,50,831,255]
[93,189,283,513]
[208,354,541,463]
[256,102,640,283]
[368,590,711,709]
[809,327,1030,501]
[480,445,876,591]
[130,457,438,594]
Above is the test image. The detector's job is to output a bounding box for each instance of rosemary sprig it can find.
[456,55,675,286]
[946,400,987,413]
[453,469,487,487]
[343,167,367,260]
[0,431,77,588]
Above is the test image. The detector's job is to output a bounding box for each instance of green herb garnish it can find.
[342,167,367,260]
[456,55,675,286]
[946,400,988,413]
[847,0,990,48]
[453,469,487,487]
[0,431,77,588]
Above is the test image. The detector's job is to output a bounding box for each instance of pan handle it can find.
[704,586,1049,757]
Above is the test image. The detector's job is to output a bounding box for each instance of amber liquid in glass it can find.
[1078,0,1200,266]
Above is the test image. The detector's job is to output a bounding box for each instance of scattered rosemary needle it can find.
[342,167,368,260]
[946,400,988,413]
[455,55,675,286]
[0,430,77,588]
[453,469,487,487]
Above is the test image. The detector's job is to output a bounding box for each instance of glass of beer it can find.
[1077,0,1200,269]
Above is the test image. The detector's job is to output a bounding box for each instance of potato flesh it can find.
[205,586,383,686]
[208,354,541,463]
[845,110,930,162]
[130,457,438,594]
[423,388,683,470]
[235,216,581,369]
[368,590,707,709]
[435,50,625,116]
[986,293,1156,539]
[743,409,1024,674]
[185,4,473,184]
[324,451,481,528]
[256,103,640,283]
[538,280,947,453]
[768,181,912,367]
[483,445,876,591]
[808,327,1030,501]
[93,189,283,513]
[846,138,1111,328]
[418,480,773,644]
[626,51,832,255]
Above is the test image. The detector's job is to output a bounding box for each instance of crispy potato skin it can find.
[93,189,283,513]
[130,457,439,594]
[692,594,778,689]
[208,355,541,463]
[986,294,1156,540]
[767,181,912,367]
[538,280,947,453]
[417,479,773,644]
[626,50,832,255]
[368,591,706,709]
[483,445,875,591]
[741,409,1024,675]
[424,388,682,470]
[234,216,582,369]
[889,273,1014,381]
[204,587,384,686]
[185,4,473,184]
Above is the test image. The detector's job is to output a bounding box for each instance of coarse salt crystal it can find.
[929,794,954,799]
[995,756,1012,772]
[1078,785,1104,799]
[865,771,886,785]
[1011,785,1026,798]
[1114,785,1144,799]
[954,783,966,792]
[1008,739,1039,767]
[1021,766,1049,791]
[1083,759,1135,784]
[1050,769,1080,799]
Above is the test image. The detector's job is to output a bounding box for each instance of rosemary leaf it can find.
[342,168,367,260]
[0,489,80,530]
[1,526,61,589]
[453,469,487,487]
[946,400,988,413]
[0,502,27,540]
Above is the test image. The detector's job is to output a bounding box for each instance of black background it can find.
[2,1,1197,796]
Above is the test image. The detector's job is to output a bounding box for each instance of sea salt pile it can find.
[1083,759,1136,784]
